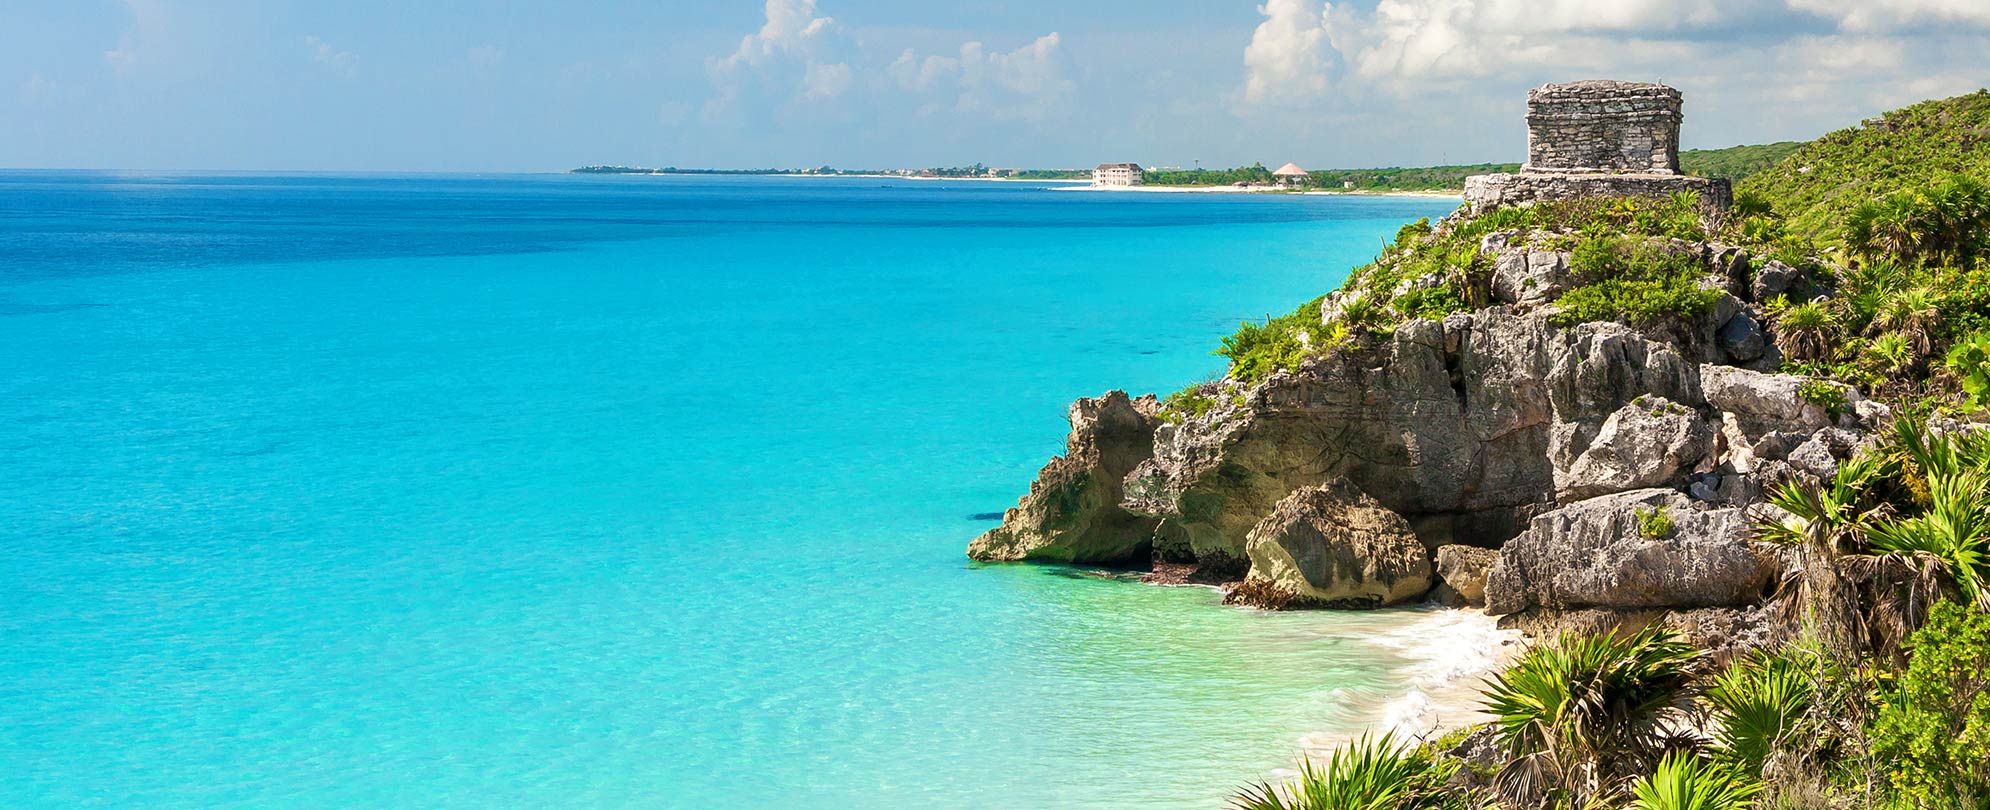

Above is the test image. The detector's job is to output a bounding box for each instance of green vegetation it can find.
[1739,90,1990,243]
[1551,235,1721,328]
[1310,163,1521,192]
[1950,330,1990,409]
[1628,752,1761,810]
[1145,164,1281,187]
[1229,732,1465,810]
[1681,142,1804,181]
[1795,378,1849,419]
[1636,506,1676,540]
[1483,627,1700,807]
[1868,601,1990,807]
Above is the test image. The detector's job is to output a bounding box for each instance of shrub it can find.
[1551,236,1720,328]
[1948,330,1990,410]
[1866,420,1990,609]
[1217,296,1331,383]
[1629,751,1763,810]
[1483,627,1702,807]
[1394,217,1434,245]
[1228,732,1464,810]
[1868,600,1990,808]
[1159,386,1217,424]
[1795,379,1849,419]
[1637,506,1677,540]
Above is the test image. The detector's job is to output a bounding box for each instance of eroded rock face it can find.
[1433,545,1499,607]
[1123,313,1704,567]
[1226,480,1433,609]
[1556,396,1714,500]
[1482,488,1779,616]
[968,391,1161,564]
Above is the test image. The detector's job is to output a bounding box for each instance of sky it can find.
[4,0,1989,172]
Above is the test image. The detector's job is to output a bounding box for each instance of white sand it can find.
[1298,607,1522,756]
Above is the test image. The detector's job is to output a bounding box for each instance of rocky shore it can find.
[968,218,1876,658]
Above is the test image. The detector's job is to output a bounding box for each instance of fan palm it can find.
[1483,627,1702,807]
[1868,286,1941,357]
[1773,302,1837,363]
[1228,732,1463,810]
[1703,649,1815,777]
[1629,751,1763,810]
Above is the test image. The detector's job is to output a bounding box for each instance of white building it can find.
[1093,163,1143,187]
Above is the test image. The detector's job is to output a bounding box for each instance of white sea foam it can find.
[1296,606,1523,757]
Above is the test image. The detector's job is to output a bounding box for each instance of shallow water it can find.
[0,173,1461,808]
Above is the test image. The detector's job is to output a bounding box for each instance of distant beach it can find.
[1060,184,1463,198]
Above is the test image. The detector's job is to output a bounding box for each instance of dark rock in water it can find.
[967,390,1162,564]
[967,512,1005,521]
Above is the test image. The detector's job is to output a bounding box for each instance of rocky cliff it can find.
[969,202,1889,648]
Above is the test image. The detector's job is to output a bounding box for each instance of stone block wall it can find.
[1525,80,1682,174]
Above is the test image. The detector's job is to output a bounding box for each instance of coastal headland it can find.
[968,80,1990,807]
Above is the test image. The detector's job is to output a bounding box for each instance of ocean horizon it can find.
[1,172,1464,808]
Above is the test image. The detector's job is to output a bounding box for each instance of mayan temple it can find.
[1463,80,1732,213]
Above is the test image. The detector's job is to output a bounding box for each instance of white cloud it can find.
[1789,0,1990,32]
[304,36,356,73]
[707,0,850,107]
[1241,0,1334,105]
[889,33,1075,120]
[802,61,853,99]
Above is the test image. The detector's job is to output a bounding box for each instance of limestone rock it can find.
[1433,544,1499,606]
[1483,488,1779,615]
[1492,247,1573,307]
[1557,396,1714,500]
[1751,259,1797,303]
[968,391,1161,564]
[1122,313,1704,568]
[1227,481,1433,609]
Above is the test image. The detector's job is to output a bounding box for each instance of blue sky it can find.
[5,1,1988,171]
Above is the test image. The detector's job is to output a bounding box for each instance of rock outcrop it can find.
[1122,312,1704,569]
[966,79,1879,642]
[1433,545,1499,607]
[967,391,1161,564]
[1226,480,1433,609]
[1481,488,1780,615]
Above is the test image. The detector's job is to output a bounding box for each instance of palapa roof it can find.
[1272,162,1308,176]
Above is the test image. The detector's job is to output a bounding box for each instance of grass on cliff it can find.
[1739,89,1990,244]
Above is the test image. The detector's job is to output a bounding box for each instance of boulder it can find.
[1556,396,1714,500]
[1483,488,1779,615]
[1433,544,1499,606]
[968,391,1161,564]
[1716,310,1766,363]
[1491,247,1573,307]
[1751,259,1797,303]
[1226,481,1433,609]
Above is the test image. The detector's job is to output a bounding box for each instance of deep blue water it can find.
[0,172,1459,808]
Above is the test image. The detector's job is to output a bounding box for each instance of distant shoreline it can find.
[1061,184,1464,199]
[570,171,1463,197]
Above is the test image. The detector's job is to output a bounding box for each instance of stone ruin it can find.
[1463,80,1731,214]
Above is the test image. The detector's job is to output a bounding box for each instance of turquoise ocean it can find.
[0,173,1463,808]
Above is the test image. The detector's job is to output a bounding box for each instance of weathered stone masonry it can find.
[1526,80,1681,174]
[1464,80,1730,214]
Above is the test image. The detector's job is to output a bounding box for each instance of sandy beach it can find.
[1294,607,1521,757]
